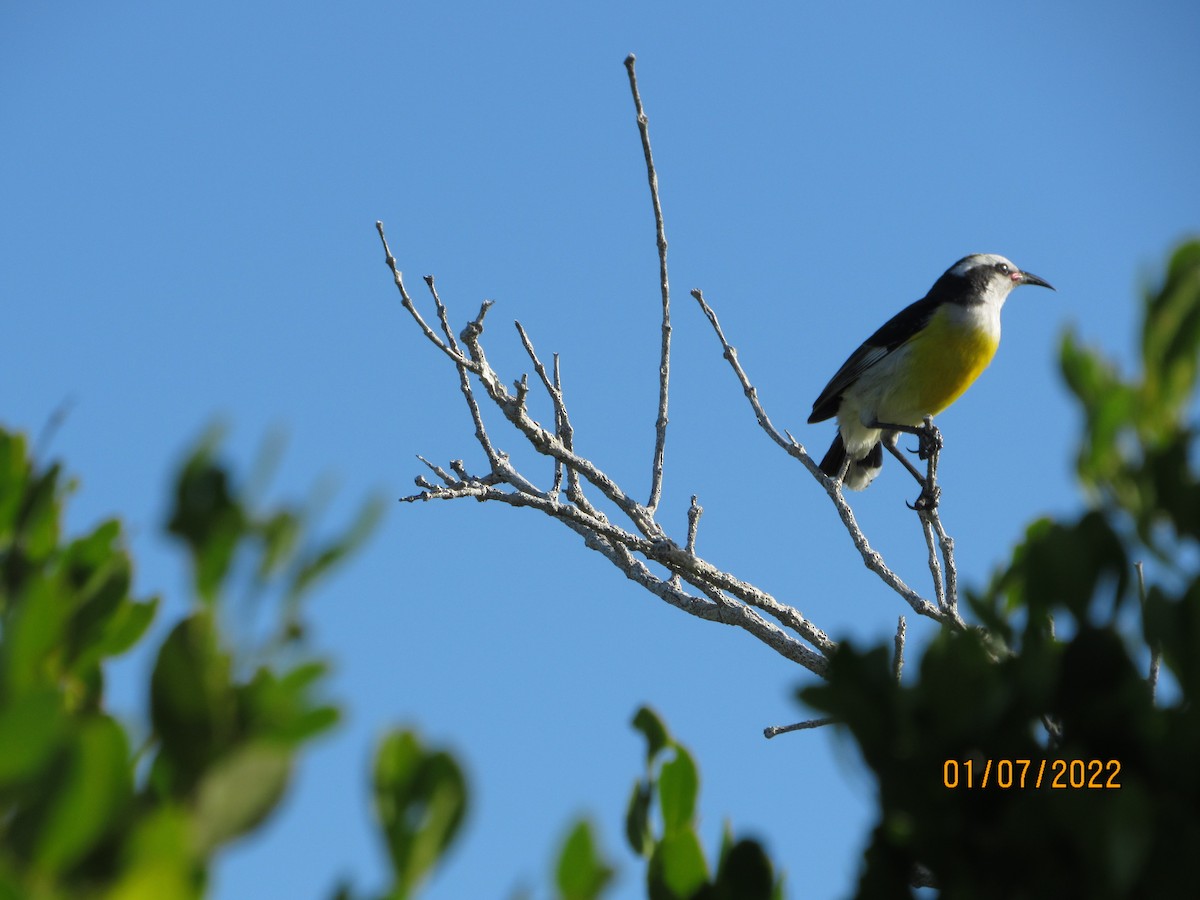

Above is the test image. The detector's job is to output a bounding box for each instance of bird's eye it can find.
[996,263,1011,275]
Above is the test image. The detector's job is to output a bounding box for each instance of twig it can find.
[918,513,945,612]
[691,288,962,629]
[670,494,702,591]
[457,307,666,540]
[625,54,672,515]
[931,513,958,611]
[416,455,454,485]
[376,223,468,368]
[425,275,462,354]
[685,495,702,555]
[550,354,565,498]
[764,718,836,739]
[893,616,907,682]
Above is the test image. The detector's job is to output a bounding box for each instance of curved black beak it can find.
[1018,270,1055,291]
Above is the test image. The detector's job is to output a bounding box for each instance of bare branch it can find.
[456,306,664,539]
[376,222,471,369]
[931,513,958,611]
[625,54,672,515]
[598,538,828,674]
[893,615,907,682]
[691,288,962,629]
[550,355,565,498]
[405,460,834,662]
[416,455,454,485]
[403,473,829,674]
[686,495,702,555]
[919,512,946,611]
[764,718,836,739]
[424,275,463,354]
[384,62,983,705]
[690,289,817,468]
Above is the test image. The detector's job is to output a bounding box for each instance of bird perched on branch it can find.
[808,253,1054,500]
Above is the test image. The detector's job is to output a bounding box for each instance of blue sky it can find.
[3,2,1198,897]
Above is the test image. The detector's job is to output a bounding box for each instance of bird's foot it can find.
[906,482,941,512]
[916,420,942,461]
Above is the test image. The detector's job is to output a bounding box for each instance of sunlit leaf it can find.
[191,742,292,854]
[374,729,468,896]
[33,715,132,873]
[658,747,698,833]
[106,807,199,900]
[555,818,614,900]
[649,830,707,899]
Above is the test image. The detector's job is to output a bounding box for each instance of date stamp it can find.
[943,758,1121,789]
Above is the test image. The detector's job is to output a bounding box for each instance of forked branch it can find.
[382,57,968,695]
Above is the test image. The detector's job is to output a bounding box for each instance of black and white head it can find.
[938,253,1055,308]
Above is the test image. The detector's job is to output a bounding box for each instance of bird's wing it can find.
[807,294,940,423]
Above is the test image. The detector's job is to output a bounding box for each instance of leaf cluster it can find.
[0,426,382,899]
[623,707,782,900]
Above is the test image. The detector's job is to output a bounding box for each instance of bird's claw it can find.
[906,483,941,511]
[916,422,943,461]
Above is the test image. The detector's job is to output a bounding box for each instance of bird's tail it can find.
[819,433,883,491]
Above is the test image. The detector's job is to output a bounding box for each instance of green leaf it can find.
[711,839,775,900]
[624,780,654,858]
[649,830,707,899]
[16,462,66,565]
[1017,512,1128,622]
[32,714,132,873]
[373,729,468,897]
[242,661,340,745]
[91,596,159,660]
[3,575,72,697]
[191,741,293,854]
[256,508,301,581]
[0,429,31,546]
[286,494,385,601]
[106,806,199,900]
[555,818,615,900]
[0,689,66,785]
[658,747,699,833]
[631,706,670,765]
[150,613,238,794]
[166,431,247,603]
[1142,240,1200,418]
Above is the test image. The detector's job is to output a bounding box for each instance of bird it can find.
[807,253,1054,500]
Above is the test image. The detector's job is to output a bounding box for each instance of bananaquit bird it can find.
[808,253,1054,498]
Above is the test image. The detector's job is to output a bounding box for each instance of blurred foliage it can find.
[0,423,783,900]
[0,426,384,899]
[371,730,468,899]
[625,707,782,900]
[803,239,1200,898]
[555,818,615,900]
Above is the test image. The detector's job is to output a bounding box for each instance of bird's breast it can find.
[886,303,1000,421]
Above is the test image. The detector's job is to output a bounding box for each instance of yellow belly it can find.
[885,310,999,421]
